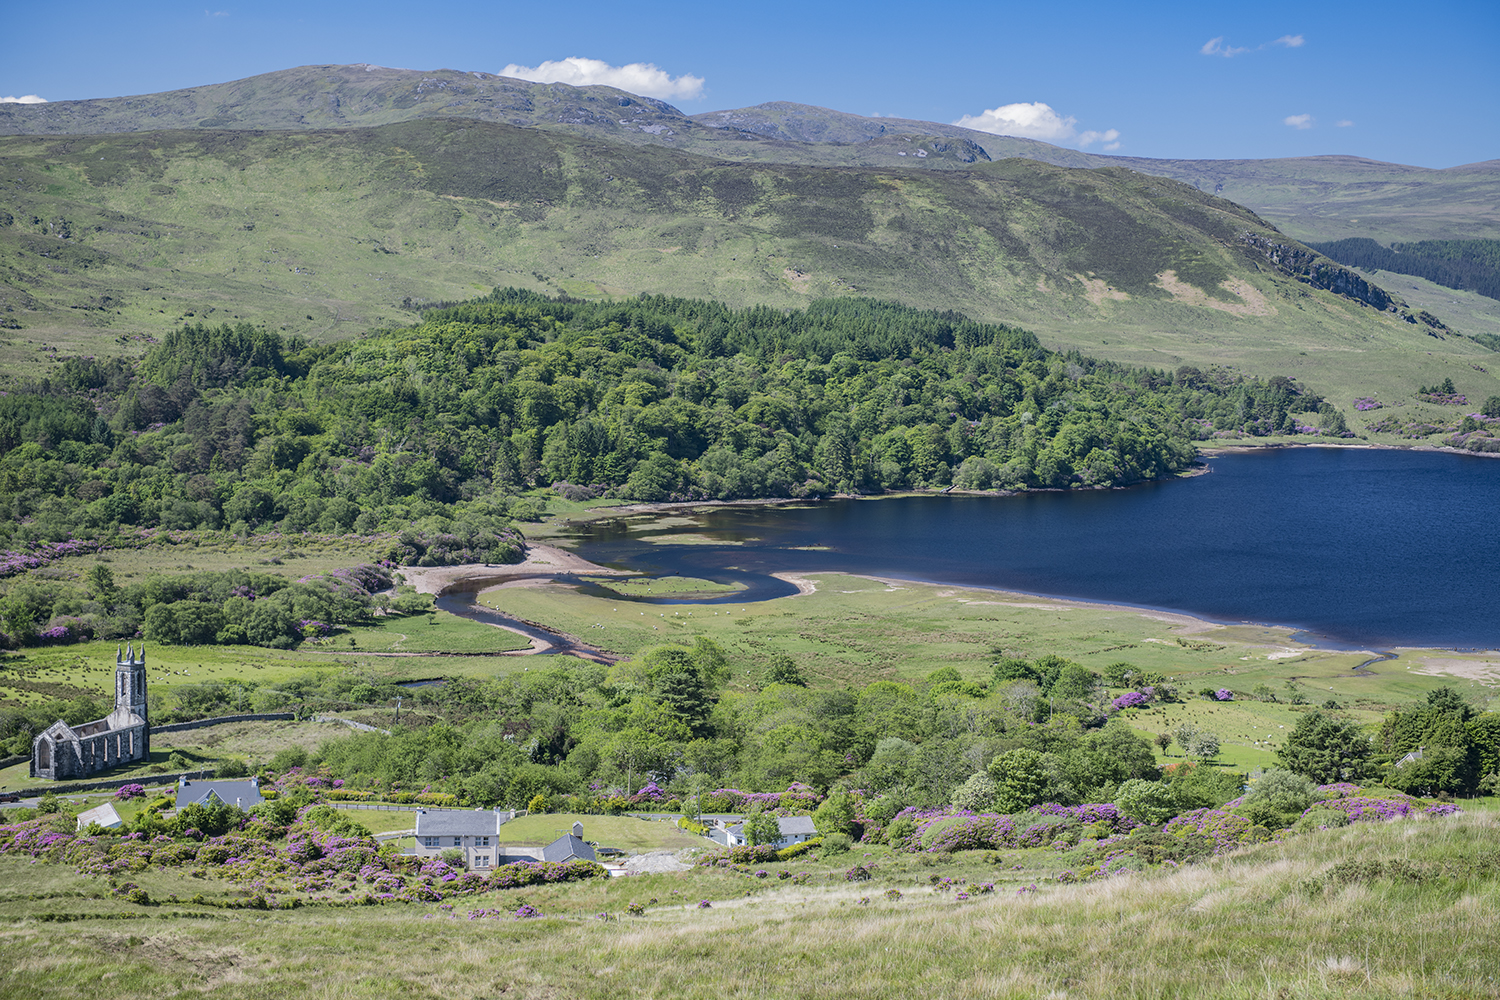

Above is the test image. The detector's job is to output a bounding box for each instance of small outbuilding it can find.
[76,802,123,831]
[542,822,596,863]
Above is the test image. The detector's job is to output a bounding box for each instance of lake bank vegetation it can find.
[0,289,1367,650]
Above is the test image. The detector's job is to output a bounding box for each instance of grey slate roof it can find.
[176,779,264,810]
[414,809,507,837]
[778,815,818,837]
[541,833,596,863]
[727,815,817,839]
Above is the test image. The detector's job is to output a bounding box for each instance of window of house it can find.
[422,837,439,848]
[477,836,490,847]
[475,855,490,868]
[453,837,463,847]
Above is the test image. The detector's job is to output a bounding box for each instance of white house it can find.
[720,815,818,848]
[409,811,596,870]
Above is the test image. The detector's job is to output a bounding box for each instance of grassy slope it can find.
[2,119,1494,417]
[0,812,1495,999]
[7,65,1495,245]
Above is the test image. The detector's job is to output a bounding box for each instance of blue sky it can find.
[3,0,1496,167]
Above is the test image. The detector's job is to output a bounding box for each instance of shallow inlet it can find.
[543,448,1500,650]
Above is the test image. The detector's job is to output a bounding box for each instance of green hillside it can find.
[2,117,1494,413]
[4,65,1496,247]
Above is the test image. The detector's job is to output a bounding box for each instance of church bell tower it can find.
[115,643,149,752]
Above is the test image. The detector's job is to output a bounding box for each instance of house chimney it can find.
[572,821,583,838]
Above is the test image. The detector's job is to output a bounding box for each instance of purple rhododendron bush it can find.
[0,807,605,911]
[876,786,1463,882]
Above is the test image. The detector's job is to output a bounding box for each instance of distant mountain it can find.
[3,66,1496,244]
[4,116,1494,414]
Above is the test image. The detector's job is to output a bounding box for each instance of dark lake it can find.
[560,448,1500,650]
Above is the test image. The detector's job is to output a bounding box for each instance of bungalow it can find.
[175,776,264,811]
[719,815,818,849]
[410,810,596,870]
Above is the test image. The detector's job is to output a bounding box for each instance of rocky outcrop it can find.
[1238,232,1400,311]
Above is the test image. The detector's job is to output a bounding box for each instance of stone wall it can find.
[153,713,296,734]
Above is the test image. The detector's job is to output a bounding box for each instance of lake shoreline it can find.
[570,440,1496,522]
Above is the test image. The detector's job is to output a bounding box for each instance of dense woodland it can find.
[5,290,1337,536]
[0,291,1349,648]
[1309,237,1500,303]
[0,291,1347,648]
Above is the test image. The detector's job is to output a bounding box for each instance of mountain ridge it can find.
[4,65,1497,244]
[2,115,1494,416]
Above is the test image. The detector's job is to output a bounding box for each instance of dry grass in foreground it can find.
[1,811,1497,999]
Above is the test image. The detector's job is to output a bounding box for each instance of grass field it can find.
[475,548,1495,774]
[0,810,1495,999]
[495,813,703,852]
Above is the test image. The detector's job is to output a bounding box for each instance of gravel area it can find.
[623,850,693,874]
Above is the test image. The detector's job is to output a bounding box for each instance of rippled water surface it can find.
[561,448,1500,649]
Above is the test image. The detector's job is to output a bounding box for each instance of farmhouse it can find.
[409,810,596,869]
[717,815,818,848]
[31,646,149,780]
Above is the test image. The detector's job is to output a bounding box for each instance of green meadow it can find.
[0,811,1497,999]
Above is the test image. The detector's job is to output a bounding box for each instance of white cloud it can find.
[954,102,1122,151]
[1284,114,1314,129]
[499,57,704,101]
[1336,119,1354,127]
[1200,36,1249,57]
[1203,33,1305,57]
[0,94,47,104]
[953,102,1076,141]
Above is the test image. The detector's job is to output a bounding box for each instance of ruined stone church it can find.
[31,645,150,780]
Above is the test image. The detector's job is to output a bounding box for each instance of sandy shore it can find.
[397,543,627,596]
[1197,441,1500,460]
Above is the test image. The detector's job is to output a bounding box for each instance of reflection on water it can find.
[552,449,1500,649]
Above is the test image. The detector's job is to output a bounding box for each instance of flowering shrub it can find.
[844,864,873,882]
[884,888,902,900]
[114,784,147,800]
[1417,392,1467,406]
[1214,689,1233,701]
[1027,803,1139,834]
[0,539,105,580]
[1315,783,1362,800]
[1163,809,1272,855]
[707,783,823,814]
[698,899,712,908]
[512,904,542,919]
[1311,795,1421,824]
[695,845,779,866]
[1353,398,1382,411]
[1112,691,1150,710]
